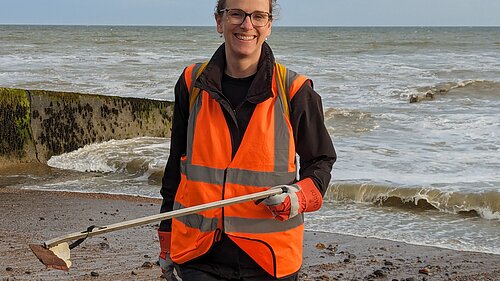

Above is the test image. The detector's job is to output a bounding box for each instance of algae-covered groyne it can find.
[0,88,173,167]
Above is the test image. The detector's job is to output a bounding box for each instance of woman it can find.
[158,0,336,280]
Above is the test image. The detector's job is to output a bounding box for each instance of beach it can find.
[1,25,499,280]
[1,25,499,256]
[1,187,498,281]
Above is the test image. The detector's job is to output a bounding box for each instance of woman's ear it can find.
[264,20,272,38]
[215,15,223,34]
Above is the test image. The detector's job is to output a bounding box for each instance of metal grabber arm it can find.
[29,188,284,271]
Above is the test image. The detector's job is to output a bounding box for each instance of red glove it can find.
[158,230,181,281]
[262,178,323,221]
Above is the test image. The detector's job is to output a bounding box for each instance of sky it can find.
[0,0,499,27]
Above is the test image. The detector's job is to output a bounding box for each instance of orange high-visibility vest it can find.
[170,62,309,278]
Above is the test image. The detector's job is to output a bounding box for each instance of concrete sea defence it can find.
[0,88,173,167]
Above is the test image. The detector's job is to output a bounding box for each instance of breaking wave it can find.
[325,183,500,220]
[47,137,168,185]
[395,80,500,103]
[323,108,378,137]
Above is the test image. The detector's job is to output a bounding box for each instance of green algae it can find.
[0,88,33,158]
[32,90,99,157]
[1,87,173,164]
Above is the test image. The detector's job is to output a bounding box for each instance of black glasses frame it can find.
[218,8,272,27]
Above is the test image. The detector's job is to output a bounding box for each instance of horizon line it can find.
[1,23,500,28]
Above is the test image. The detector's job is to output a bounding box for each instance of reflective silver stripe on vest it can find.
[189,63,205,94]
[274,73,292,173]
[172,201,219,232]
[285,68,301,94]
[226,167,295,187]
[224,214,303,233]
[181,163,295,187]
[186,63,205,164]
[180,160,225,186]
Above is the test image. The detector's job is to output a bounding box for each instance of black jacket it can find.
[160,42,336,231]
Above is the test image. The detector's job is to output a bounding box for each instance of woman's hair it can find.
[215,0,278,17]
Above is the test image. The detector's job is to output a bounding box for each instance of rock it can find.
[316,275,330,280]
[141,261,154,268]
[419,267,431,275]
[99,242,110,250]
[373,269,386,277]
[91,271,99,277]
[326,244,337,252]
[410,94,418,103]
[5,267,13,271]
[316,242,326,249]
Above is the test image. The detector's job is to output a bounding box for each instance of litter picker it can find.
[29,188,284,271]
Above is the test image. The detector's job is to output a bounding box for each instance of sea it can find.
[1,25,499,255]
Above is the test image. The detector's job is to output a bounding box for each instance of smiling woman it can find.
[156,0,336,280]
[214,0,275,77]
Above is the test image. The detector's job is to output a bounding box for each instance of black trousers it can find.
[179,267,298,281]
[177,233,299,281]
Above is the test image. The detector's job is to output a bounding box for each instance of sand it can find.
[0,187,498,281]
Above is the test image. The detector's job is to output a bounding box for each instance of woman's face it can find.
[216,0,272,63]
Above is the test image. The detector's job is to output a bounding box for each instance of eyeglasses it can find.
[218,8,272,27]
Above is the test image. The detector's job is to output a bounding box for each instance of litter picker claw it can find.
[30,188,284,270]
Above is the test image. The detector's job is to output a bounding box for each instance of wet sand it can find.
[0,188,498,281]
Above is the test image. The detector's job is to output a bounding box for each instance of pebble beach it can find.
[1,187,498,281]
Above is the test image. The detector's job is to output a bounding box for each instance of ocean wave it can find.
[369,40,435,49]
[402,80,500,103]
[323,108,378,137]
[47,137,169,185]
[46,138,500,221]
[325,183,500,220]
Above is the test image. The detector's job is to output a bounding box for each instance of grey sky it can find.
[1,0,499,26]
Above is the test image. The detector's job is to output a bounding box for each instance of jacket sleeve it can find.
[289,81,336,196]
[159,69,189,232]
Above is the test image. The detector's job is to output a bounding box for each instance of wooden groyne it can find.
[0,88,173,167]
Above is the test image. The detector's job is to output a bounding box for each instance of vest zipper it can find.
[216,95,242,236]
[221,168,228,234]
[233,101,245,118]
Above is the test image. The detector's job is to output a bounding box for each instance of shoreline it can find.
[0,188,498,281]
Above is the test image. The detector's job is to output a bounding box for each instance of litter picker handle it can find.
[44,188,283,248]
